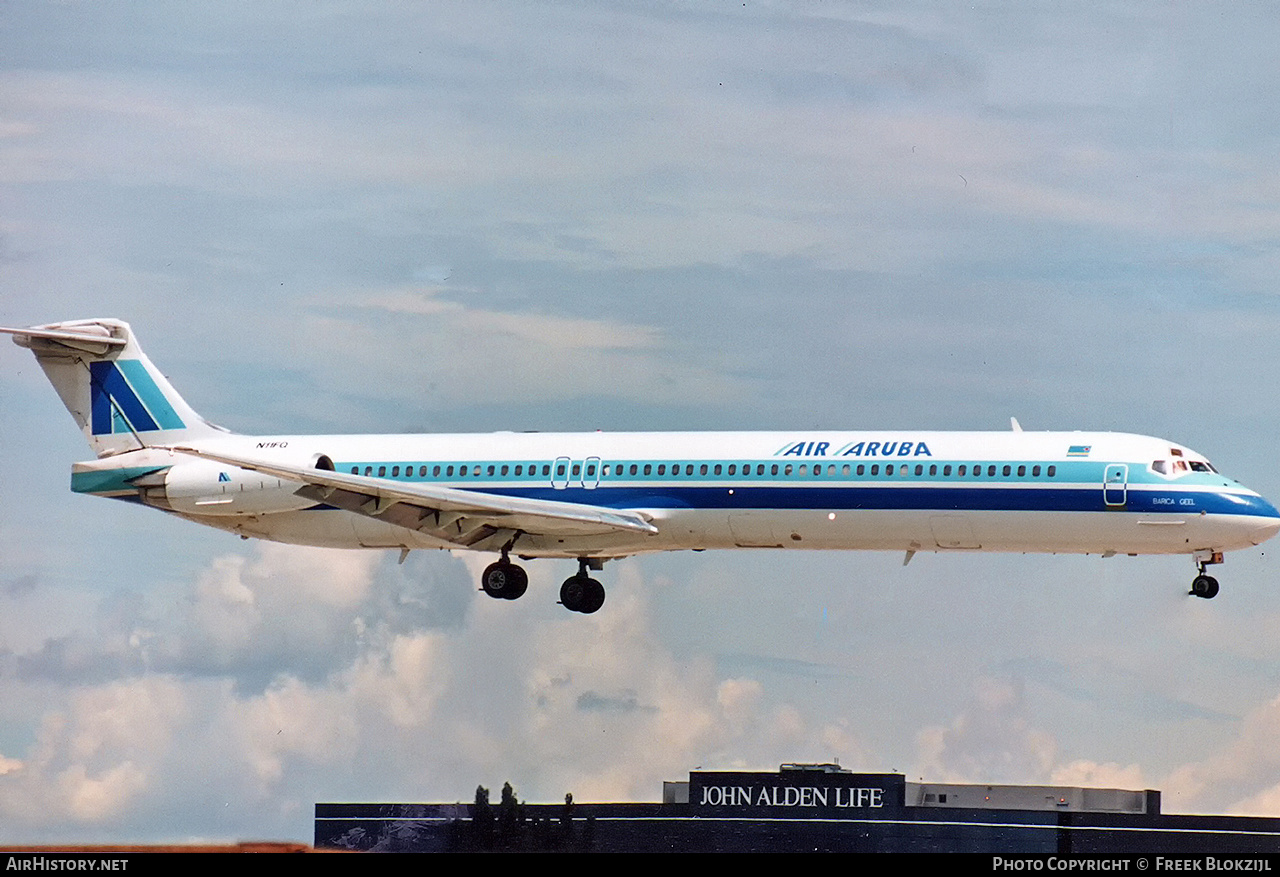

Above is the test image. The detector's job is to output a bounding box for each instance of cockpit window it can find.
[1154,458,1201,477]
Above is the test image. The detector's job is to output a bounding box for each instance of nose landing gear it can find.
[1190,574,1219,599]
[1190,551,1223,600]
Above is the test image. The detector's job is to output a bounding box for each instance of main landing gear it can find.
[1190,551,1223,600]
[478,551,606,614]
[480,549,528,601]
[559,559,606,615]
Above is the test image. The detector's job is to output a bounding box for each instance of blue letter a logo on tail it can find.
[89,360,186,435]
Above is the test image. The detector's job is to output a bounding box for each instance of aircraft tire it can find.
[560,575,586,612]
[482,561,520,600]
[1191,574,1220,599]
[560,574,605,614]
[580,577,605,614]
[504,564,529,600]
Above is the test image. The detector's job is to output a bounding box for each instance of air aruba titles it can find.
[776,439,933,458]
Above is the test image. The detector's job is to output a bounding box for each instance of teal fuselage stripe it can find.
[71,466,169,494]
[328,459,1277,519]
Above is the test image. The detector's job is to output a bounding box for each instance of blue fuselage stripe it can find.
[464,484,1275,517]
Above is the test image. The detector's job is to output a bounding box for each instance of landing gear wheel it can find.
[482,561,528,600]
[560,574,605,614]
[1191,574,1220,599]
[581,576,605,614]
[503,564,528,600]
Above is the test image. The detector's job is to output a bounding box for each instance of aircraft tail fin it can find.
[2,319,227,457]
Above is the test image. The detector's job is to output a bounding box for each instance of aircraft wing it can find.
[167,445,659,551]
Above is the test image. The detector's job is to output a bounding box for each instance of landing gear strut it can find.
[560,558,605,614]
[480,547,528,601]
[1190,551,1222,600]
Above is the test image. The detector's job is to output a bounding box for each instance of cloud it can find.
[1162,692,1280,816]
[291,294,749,413]
[0,544,882,840]
[915,676,1059,784]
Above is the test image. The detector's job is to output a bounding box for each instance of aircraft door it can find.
[1103,464,1128,507]
[551,456,570,490]
[583,456,601,489]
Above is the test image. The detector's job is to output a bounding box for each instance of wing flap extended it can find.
[167,445,659,546]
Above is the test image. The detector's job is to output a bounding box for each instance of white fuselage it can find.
[75,429,1280,561]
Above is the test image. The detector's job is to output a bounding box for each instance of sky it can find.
[3,0,1280,844]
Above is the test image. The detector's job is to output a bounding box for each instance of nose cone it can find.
[1242,491,1280,546]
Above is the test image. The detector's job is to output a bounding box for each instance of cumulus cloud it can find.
[0,544,877,841]
[915,676,1059,784]
[1162,692,1280,816]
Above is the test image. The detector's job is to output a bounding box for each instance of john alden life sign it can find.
[690,772,906,818]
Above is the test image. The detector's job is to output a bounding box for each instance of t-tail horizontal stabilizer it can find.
[2,319,226,457]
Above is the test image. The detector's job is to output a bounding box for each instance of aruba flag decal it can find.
[89,360,185,435]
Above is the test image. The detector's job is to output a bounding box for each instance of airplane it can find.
[4,318,1278,614]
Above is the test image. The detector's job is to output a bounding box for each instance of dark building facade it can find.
[315,764,1280,853]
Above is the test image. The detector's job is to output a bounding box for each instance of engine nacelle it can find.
[161,460,317,516]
